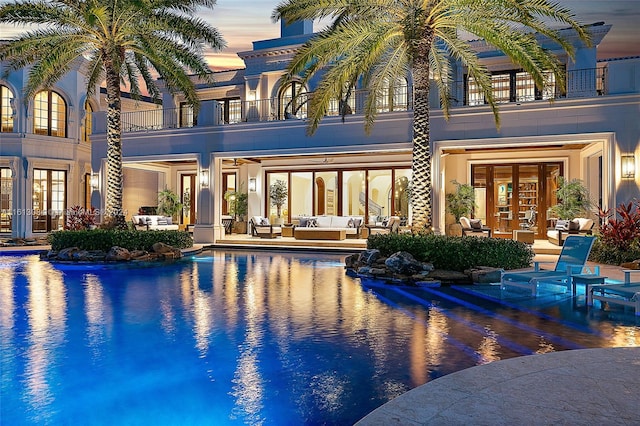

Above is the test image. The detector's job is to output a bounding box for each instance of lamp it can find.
[248,177,257,192]
[90,173,99,189]
[200,169,209,187]
[621,154,636,179]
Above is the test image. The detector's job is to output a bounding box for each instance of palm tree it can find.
[272,0,590,233]
[0,0,225,227]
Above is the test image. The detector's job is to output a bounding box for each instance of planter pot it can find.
[233,221,247,234]
[447,223,463,237]
[273,217,284,226]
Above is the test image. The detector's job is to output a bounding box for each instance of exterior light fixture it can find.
[90,173,99,189]
[200,169,209,187]
[248,177,257,192]
[621,154,636,179]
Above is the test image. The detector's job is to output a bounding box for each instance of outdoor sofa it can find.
[132,215,180,231]
[547,217,594,245]
[293,215,363,240]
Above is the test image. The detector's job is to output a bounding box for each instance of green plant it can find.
[48,229,193,252]
[157,188,183,219]
[549,177,592,220]
[224,187,248,221]
[446,180,477,222]
[269,180,288,218]
[367,233,533,271]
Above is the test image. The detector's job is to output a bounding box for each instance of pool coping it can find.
[356,347,640,425]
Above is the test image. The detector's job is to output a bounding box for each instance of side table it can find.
[282,223,294,237]
[571,274,605,305]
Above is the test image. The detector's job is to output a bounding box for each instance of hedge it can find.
[48,229,193,252]
[367,233,533,272]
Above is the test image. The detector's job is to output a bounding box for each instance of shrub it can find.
[48,229,193,252]
[64,206,98,230]
[590,199,640,264]
[367,233,533,271]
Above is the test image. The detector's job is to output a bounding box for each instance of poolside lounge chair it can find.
[588,270,640,316]
[249,216,282,239]
[367,216,401,235]
[501,235,596,297]
[460,217,492,237]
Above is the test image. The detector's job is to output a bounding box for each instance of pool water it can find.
[1,250,638,425]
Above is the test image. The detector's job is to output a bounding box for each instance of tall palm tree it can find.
[0,0,225,227]
[273,0,590,232]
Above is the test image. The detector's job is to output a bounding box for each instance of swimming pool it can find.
[1,250,638,425]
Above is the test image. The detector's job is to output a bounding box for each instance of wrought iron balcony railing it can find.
[117,67,607,133]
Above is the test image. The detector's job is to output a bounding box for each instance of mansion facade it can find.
[1,20,639,242]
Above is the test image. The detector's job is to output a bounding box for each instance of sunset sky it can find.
[1,0,639,71]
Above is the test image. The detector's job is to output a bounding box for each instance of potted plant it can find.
[549,177,592,220]
[224,186,248,233]
[269,179,288,224]
[157,188,183,221]
[445,180,477,236]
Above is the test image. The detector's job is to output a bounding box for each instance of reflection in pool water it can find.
[1,250,638,425]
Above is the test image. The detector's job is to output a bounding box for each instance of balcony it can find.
[115,67,609,133]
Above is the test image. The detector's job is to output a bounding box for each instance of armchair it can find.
[249,216,282,239]
[460,217,491,237]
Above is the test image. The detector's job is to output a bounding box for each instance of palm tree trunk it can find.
[104,64,125,228]
[410,35,433,233]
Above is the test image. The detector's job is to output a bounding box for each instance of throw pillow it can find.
[260,218,269,226]
[165,217,173,225]
[555,219,570,231]
[157,218,168,226]
[381,218,389,227]
[146,217,153,225]
[347,218,354,228]
[469,219,483,229]
[138,217,146,225]
[353,218,362,228]
[299,217,309,227]
[308,218,317,228]
[569,219,581,231]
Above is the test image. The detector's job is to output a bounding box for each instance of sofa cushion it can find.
[575,218,594,231]
[157,218,168,226]
[469,219,483,229]
[555,219,571,231]
[316,216,332,228]
[307,218,318,227]
[299,217,309,227]
[331,216,351,228]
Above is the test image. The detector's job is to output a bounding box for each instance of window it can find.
[1,85,13,132]
[465,70,559,105]
[1,168,12,233]
[179,102,196,128]
[217,98,242,124]
[32,169,66,233]
[83,102,93,143]
[279,82,307,120]
[34,90,66,137]
[376,77,408,112]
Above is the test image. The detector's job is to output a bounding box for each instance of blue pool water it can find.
[1,250,638,425]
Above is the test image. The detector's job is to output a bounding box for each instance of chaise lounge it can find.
[588,270,640,316]
[501,235,596,297]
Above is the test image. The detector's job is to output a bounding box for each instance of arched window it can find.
[279,81,308,120]
[83,101,93,143]
[34,90,66,137]
[1,85,14,132]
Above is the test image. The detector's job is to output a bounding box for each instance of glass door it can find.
[493,165,513,238]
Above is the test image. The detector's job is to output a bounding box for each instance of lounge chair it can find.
[588,270,640,316]
[460,217,491,237]
[547,217,594,246]
[501,235,596,297]
[367,216,401,235]
[249,216,282,239]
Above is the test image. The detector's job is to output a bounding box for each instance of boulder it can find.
[428,269,471,284]
[151,242,182,259]
[358,249,381,266]
[465,266,504,284]
[344,253,360,269]
[106,246,131,261]
[385,251,434,275]
[57,247,81,261]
